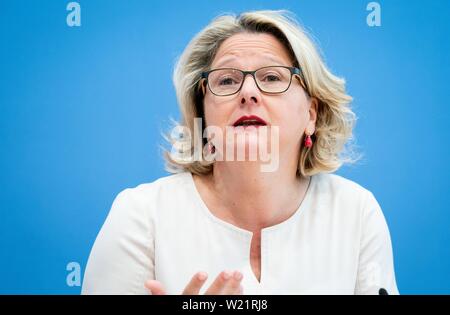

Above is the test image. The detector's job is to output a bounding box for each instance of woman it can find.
[82,10,399,295]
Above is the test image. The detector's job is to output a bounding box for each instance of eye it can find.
[258,70,283,82]
[218,77,238,85]
[263,74,281,82]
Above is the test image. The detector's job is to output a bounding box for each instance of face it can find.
[202,32,317,164]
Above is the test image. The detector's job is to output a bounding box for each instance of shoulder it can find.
[313,172,372,198]
[95,172,193,250]
[310,172,380,217]
[116,172,191,200]
[110,172,192,216]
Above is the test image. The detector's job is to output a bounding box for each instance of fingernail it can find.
[197,272,207,281]
[223,270,232,280]
[233,271,243,281]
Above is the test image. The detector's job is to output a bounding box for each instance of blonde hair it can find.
[164,10,357,176]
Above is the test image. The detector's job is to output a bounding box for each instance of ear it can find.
[306,97,318,135]
[200,79,207,96]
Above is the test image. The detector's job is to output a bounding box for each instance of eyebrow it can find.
[212,54,289,69]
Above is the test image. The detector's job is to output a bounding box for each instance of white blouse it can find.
[82,172,399,295]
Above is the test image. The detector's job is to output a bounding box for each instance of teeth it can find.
[236,120,265,126]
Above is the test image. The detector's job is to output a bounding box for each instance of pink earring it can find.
[304,134,313,148]
[207,142,215,154]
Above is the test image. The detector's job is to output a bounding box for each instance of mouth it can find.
[232,115,268,128]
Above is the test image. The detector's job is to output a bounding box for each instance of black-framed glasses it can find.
[201,66,307,96]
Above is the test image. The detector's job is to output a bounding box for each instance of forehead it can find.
[211,32,294,69]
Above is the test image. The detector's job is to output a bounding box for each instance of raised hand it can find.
[145,270,244,295]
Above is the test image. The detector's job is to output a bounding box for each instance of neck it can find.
[208,158,310,232]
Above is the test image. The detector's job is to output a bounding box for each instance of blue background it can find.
[0,0,449,294]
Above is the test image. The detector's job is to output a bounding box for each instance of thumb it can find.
[145,280,167,295]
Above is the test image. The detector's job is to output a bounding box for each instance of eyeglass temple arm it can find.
[293,68,309,93]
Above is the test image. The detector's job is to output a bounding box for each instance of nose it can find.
[239,74,261,106]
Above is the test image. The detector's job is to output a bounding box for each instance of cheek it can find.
[273,94,309,135]
[202,95,217,126]
[203,96,231,128]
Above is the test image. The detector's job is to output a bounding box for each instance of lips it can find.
[232,115,268,127]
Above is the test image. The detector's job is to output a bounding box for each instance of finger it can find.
[221,271,243,295]
[145,280,167,295]
[182,271,208,295]
[204,270,233,295]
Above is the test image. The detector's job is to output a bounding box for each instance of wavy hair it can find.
[164,10,358,176]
